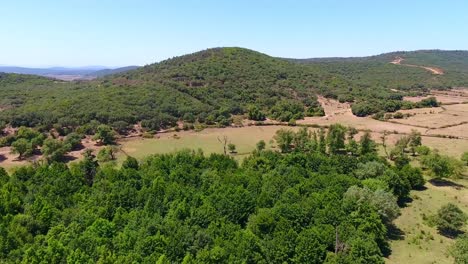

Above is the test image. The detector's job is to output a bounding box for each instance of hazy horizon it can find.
[3,47,468,69]
[2,0,467,67]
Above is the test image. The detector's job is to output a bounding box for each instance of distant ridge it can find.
[0,65,140,81]
[88,66,140,77]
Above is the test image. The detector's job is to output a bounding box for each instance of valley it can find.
[0,48,467,263]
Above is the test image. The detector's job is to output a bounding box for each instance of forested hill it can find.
[107,47,337,110]
[0,48,467,130]
[290,50,468,89]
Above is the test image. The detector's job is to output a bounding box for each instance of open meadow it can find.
[117,91,468,164]
[386,176,468,264]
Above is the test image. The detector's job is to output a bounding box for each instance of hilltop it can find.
[1,47,468,130]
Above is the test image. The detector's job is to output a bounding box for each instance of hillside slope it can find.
[293,50,468,90]
[1,48,467,130]
[89,66,140,78]
[0,48,331,128]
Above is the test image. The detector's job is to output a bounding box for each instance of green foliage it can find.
[380,169,411,201]
[293,227,328,263]
[42,138,70,163]
[227,143,236,154]
[344,186,400,223]
[247,105,266,121]
[345,235,385,264]
[0,49,462,131]
[359,131,376,156]
[421,152,464,179]
[0,135,423,263]
[112,120,131,134]
[270,100,305,122]
[273,129,294,153]
[11,138,33,159]
[408,130,422,156]
[93,125,116,145]
[399,165,425,189]
[434,203,467,236]
[416,145,431,156]
[97,146,118,162]
[461,152,468,166]
[450,235,468,264]
[361,178,389,192]
[122,156,139,170]
[327,124,347,154]
[353,161,386,180]
[256,140,266,152]
[63,132,83,150]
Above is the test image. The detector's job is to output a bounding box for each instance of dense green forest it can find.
[0,127,430,263]
[293,49,468,89]
[1,48,468,132]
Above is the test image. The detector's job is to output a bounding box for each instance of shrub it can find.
[434,203,467,236]
[461,152,468,166]
[393,112,404,119]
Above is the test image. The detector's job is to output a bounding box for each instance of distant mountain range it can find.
[0,65,140,81]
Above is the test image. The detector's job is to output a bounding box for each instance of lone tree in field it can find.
[408,130,422,156]
[228,143,237,154]
[256,140,266,152]
[380,130,390,159]
[97,146,119,162]
[11,138,32,160]
[434,203,467,236]
[274,129,294,153]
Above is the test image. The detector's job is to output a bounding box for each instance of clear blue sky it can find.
[1,0,467,67]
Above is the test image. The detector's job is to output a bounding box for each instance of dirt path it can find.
[391,56,444,75]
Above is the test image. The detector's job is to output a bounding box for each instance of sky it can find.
[1,0,467,67]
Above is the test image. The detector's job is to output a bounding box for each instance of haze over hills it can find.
[0,65,141,81]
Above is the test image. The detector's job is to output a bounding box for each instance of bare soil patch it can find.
[390,57,444,75]
[387,104,468,138]
[0,146,39,170]
[404,89,468,104]
[298,97,427,134]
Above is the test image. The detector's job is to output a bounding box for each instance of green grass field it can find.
[386,176,468,264]
[118,126,301,162]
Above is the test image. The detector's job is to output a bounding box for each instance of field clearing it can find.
[404,88,468,104]
[117,125,468,163]
[392,104,468,131]
[117,96,468,161]
[298,97,427,134]
[118,126,303,162]
[428,123,468,138]
[386,176,468,264]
